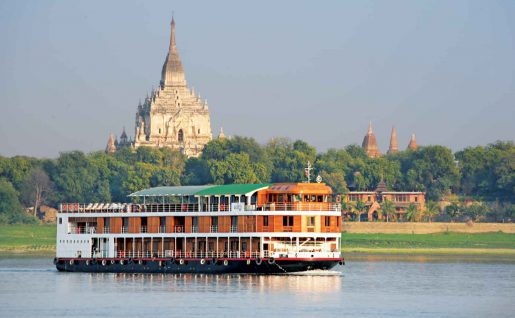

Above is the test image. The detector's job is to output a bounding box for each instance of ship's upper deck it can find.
[59,183,341,213]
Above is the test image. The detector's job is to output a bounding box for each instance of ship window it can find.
[178,129,184,142]
[325,216,331,227]
[263,216,269,227]
[283,216,293,227]
[307,216,315,227]
[59,218,62,224]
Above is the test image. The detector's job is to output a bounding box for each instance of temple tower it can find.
[388,126,398,154]
[105,134,117,153]
[361,122,381,158]
[133,17,213,157]
[407,133,418,150]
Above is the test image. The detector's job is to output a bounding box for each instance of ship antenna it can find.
[305,161,313,183]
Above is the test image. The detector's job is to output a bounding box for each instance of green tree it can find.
[20,167,54,217]
[181,158,212,185]
[455,141,514,202]
[0,179,37,224]
[380,199,396,222]
[405,203,420,222]
[464,203,488,222]
[445,203,462,222]
[398,146,460,201]
[208,153,261,184]
[424,201,440,222]
[354,200,367,222]
[49,151,110,203]
[266,138,316,182]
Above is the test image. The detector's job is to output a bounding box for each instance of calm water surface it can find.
[0,255,514,318]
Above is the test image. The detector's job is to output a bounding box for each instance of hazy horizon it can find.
[1,0,514,158]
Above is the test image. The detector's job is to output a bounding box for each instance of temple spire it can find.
[169,15,176,52]
[362,122,381,158]
[407,133,418,150]
[161,15,186,87]
[388,126,398,154]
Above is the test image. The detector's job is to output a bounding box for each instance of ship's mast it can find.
[305,161,313,183]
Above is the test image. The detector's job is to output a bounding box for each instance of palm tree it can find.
[380,199,396,222]
[425,201,440,222]
[340,201,350,221]
[355,200,367,222]
[405,203,420,222]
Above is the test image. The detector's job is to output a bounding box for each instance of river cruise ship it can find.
[54,182,344,273]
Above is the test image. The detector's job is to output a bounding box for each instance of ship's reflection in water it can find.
[105,270,342,295]
[2,258,515,318]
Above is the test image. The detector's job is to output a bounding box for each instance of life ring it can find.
[138,260,143,265]
[69,259,74,266]
[110,260,115,265]
[101,260,107,266]
[255,257,262,266]
[179,259,185,265]
[158,261,163,267]
[223,260,229,266]
[246,259,251,265]
[85,260,90,266]
[176,227,182,233]
[267,257,275,265]
[120,260,125,265]
[53,258,58,265]
[200,259,206,265]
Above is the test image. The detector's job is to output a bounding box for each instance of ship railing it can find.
[140,226,147,233]
[258,202,341,212]
[191,226,198,233]
[68,226,97,234]
[158,226,167,233]
[59,202,342,214]
[115,250,263,259]
[103,227,110,234]
[268,251,341,259]
[60,203,131,213]
[230,226,238,233]
[121,226,128,233]
[210,225,218,233]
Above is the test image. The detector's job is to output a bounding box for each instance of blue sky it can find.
[1,0,514,158]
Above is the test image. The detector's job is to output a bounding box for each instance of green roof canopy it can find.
[195,184,271,196]
[128,184,271,197]
[128,185,212,197]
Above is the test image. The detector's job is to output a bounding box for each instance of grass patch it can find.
[341,232,515,250]
[0,224,56,252]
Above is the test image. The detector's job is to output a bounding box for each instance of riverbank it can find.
[341,232,515,257]
[0,224,55,254]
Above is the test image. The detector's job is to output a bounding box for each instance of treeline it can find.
[0,137,513,223]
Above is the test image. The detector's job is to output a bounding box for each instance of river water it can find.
[0,255,513,318]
